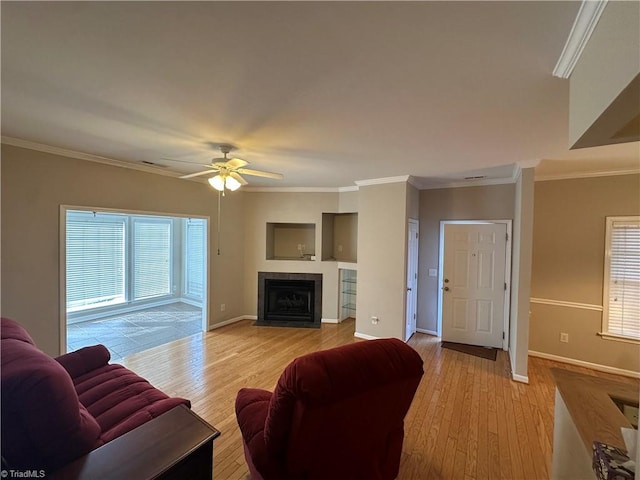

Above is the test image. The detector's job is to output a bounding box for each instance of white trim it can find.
[417,176,517,191]
[2,136,183,178]
[535,169,640,182]
[511,373,529,384]
[244,186,350,193]
[552,0,608,78]
[355,175,410,187]
[337,261,357,270]
[354,331,379,340]
[529,350,640,379]
[208,315,249,330]
[338,186,359,192]
[597,331,640,345]
[322,318,341,324]
[417,328,438,336]
[530,297,603,311]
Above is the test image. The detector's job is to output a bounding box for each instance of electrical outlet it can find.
[220,303,226,312]
[371,316,379,325]
[560,332,569,343]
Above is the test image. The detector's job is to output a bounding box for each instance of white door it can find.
[405,219,419,341]
[442,223,506,348]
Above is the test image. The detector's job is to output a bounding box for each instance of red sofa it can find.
[0,317,190,472]
[235,338,424,480]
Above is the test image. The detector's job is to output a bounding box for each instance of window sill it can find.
[597,332,640,345]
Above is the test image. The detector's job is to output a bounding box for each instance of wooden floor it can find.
[121,319,639,480]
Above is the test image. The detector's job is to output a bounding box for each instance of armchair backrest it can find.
[1,318,101,471]
[264,338,424,480]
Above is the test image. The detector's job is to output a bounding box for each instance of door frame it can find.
[436,220,512,351]
[59,205,210,355]
[405,218,419,341]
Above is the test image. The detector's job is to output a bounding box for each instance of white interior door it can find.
[405,219,419,341]
[441,223,506,348]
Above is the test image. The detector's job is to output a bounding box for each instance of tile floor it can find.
[67,302,203,362]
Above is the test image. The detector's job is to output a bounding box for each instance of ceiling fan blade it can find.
[180,169,217,179]
[229,171,249,185]
[226,158,248,169]
[237,168,284,180]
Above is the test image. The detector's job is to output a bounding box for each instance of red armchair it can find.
[0,317,190,472]
[235,338,424,480]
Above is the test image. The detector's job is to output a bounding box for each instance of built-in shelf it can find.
[321,213,357,262]
[266,223,316,261]
[339,269,357,319]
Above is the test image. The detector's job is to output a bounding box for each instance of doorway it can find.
[60,207,208,360]
[437,221,511,350]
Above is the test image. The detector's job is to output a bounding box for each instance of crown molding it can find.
[354,175,411,187]
[417,176,517,190]
[535,168,640,182]
[243,186,343,193]
[1,136,183,179]
[338,185,359,192]
[552,0,608,79]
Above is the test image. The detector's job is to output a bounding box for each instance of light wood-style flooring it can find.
[121,319,638,479]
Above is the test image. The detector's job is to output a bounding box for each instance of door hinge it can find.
[502,332,505,339]
[415,273,417,280]
[506,232,509,241]
[504,282,507,291]
[413,313,416,320]
[416,232,419,239]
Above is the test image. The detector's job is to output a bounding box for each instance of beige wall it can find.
[333,214,357,262]
[417,183,516,333]
[242,192,341,320]
[569,1,640,145]
[338,190,358,213]
[0,144,245,356]
[530,174,640,373]
[356,182,408,339]
[509,168,534,380]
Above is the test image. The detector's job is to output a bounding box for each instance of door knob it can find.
[407,287,412,291]
[444,286,450,292]
[444,278,449,283]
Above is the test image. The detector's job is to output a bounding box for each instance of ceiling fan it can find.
[178,144,283,193]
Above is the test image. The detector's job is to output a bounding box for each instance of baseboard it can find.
[511,373,529,384]
[322,318,340,324]
[208,315,252,330]
[417,328,438,336]
[354,331,379,340]
[529,350,640,379]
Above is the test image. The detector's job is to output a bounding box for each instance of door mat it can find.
[441,341,497,361]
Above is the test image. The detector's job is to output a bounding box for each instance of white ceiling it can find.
[2,1,638,188]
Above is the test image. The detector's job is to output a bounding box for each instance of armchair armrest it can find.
[55,345,111,379]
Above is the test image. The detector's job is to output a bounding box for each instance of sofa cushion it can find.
[1,318,101,471]
[56,344,111,378]
[72,363,190,443]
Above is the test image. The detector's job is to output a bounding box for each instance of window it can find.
[184,218,206,300]
[603,216,640,341]
[67,212,126,311]
[66,211,175,313]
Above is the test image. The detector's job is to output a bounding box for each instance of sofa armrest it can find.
[55,345,111,379]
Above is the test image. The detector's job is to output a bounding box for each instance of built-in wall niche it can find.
[321,213,358,262]
[266,223,316,261]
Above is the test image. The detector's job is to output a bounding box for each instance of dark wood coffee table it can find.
[52,405,220,479]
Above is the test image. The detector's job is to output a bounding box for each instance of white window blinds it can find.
[185,219,206,300]
[133,219,172,300]
[604,217,640,340]
[66,212,126,311]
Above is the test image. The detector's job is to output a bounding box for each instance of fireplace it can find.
[257,272,322,328]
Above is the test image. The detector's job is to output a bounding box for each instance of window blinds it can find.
[133,219,172,300]
[66,212,126,311]
[606,218,640,339]
[185,219,205,300]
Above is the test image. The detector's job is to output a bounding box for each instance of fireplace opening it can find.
[257,272,322,328]
[265,280,314,322]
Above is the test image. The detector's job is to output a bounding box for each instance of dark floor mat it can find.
[441,341,497,361]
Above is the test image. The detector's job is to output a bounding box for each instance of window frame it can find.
[601,215,640,344]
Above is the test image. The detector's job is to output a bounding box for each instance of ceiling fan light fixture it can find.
[208,175,225,191]
[225,176,241,191]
